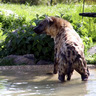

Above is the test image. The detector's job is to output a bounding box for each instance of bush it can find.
[1,15,26,30]
[1,0,95,5]
[0,58,15,66]
[1,0,49,5]
[86,54,96,64]
[0,14,54,62]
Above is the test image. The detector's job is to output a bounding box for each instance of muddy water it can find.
[0,65,96,96]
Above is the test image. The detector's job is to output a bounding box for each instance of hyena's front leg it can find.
[53,47,58,74]
[53,58,58,74]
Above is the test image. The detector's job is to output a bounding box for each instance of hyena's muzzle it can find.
[33,19,49,34]
[33,26,43,34]
[33,17,54,34]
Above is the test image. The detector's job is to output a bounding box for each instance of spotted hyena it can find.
[33,16,89,82]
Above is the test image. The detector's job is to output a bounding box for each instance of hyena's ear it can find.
[45,16,53,25]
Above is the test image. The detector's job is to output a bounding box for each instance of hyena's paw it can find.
[58,74,65,82]
[81,74,88,81]
[53,69,57,74]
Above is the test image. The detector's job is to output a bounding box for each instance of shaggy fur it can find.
[34,16,89,82]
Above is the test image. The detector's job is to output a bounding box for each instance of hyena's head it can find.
[33,16,73,38]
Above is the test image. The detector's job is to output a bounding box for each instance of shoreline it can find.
[0,64,96,71]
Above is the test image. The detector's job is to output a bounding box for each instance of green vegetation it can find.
[0,0,96,5]
[86,54,96,64]
[0,58,15,66]
[0,3,96,65]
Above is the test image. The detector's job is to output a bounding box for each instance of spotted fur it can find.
[34,16,89,82]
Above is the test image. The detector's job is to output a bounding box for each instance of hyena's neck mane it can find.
[50,17,73,39]
[51,17,73,29]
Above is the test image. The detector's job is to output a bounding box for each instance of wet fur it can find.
[34,16,89,82]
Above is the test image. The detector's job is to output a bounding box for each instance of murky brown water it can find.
[0,65,96,96]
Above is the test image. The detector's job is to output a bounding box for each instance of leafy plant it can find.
[0,14,54,62]
[86,54,96,64]
[0,58,14,66]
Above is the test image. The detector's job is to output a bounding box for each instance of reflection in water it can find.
[85,69,96,96]
[0,66,96,96]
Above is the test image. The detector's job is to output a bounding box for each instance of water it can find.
[0,65,96,96]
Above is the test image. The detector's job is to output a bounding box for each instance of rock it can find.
[36,60,52,65]
[1,54,53,65]
[3,55,17,60]
[23,54,34,60]
[2,54,35,65]
[88,46,96,55]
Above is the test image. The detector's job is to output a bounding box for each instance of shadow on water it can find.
[0,65,96,96]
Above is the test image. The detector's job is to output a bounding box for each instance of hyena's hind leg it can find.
[83,58,90,76]
[58,73,65,82]
[67,69,74,81]
[75,57,89,81]
[66,62,74,81]
[58,64,66,82]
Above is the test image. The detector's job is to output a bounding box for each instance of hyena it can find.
[33,16,89,82]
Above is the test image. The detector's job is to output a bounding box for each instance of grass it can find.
[0,3,96,21]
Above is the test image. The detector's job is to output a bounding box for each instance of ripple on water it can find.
[0,67,96,96]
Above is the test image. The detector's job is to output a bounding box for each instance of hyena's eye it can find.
[49,21,54,26]
[39,24,43,26]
